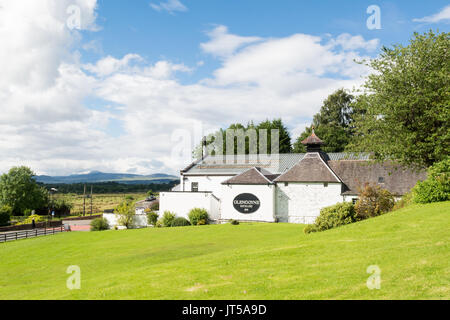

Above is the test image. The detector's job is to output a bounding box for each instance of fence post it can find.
[16,232,17,241]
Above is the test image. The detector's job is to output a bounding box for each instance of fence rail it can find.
[0,226,65,243]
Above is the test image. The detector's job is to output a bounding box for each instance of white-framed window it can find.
[324,182,328,187]
[191,182,199,192]
[352,198,358,205]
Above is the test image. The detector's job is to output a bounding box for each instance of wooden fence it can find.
[0,226,65,243]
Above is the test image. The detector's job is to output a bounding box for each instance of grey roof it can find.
[275,153,340,183]
[222,167,274,185]
[183,153,370,175]
[328,160,427,196]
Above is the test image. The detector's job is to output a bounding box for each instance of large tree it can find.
[293,89,355,153]
[193,118,292,158]
[0,166,48,215]
[348,30,449,168]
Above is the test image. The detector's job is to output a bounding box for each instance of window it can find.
[284,182,288,186]
[324,183,328,187]
[352,198,358,205]
[191,182,198,192]
[378,177,385,183]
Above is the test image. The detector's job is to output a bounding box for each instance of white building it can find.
[160,132,426,224]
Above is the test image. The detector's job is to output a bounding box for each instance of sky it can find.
[0,0,448,176]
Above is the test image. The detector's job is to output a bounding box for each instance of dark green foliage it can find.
[40,181,177,194]
[0,205,12,226]
[355,184,395,219]
[412,157,450,203]
[90,218,109,231]
[0,166,48,215]
[194,118,292,157]
[349,30,450,168]
[229,219,239,225]
[170,217,191,227]
[160,211,176,227]
[146,211,159,226]
[294,89,355,153]
[304,202,357,234]
[188,208,209,226]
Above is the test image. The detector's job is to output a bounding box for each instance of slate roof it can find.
[222,167,275,185]
[274,153,340,183]
[328,160,427,196]
[183,153,370,175]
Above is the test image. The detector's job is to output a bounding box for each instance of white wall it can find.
[221,184,275,222]
[276,183,343,224]
[159,192,221,221]
[182,175,233,199]
[103,213,148,229]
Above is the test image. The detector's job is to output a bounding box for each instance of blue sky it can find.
[0,0,448,175]
[82,0,449,80]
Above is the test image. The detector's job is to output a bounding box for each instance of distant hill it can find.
[34,171,178,185]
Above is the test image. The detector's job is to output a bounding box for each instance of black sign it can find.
[233,193,260,214]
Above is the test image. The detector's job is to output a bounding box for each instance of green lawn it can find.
[0,202,449,300]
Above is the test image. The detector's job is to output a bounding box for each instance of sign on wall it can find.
[233,193,261,214]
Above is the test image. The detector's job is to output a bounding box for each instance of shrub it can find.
[90,218,109,231]
[188,208,209,226]
[160,211,176,227]
[19,214,45,225]
[170,217,191,227]
[304,202,356,234]
[393,191,413,210]
[229,219,239,225]
[115,200,135,229]
[150,202,159,211]
[354,184,395,220]
[412,158,450,203]
[147,211,159,226]
[0,205,12,226]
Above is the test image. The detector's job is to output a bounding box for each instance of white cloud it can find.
[0,0,378,176]
[413,5,450,23]
[200,25,263,58]
[150,0,187,14]
[331,33,380,52]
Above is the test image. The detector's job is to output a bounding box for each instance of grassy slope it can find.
[0,202,448,300]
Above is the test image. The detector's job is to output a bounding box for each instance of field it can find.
[0,202,448,300]
[57,193,148,215]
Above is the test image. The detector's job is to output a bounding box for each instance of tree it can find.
[349,30,450,168]
[193,118,292,158]
[115,200,135,229]
[293,89,355,153]
[0,166,48,215]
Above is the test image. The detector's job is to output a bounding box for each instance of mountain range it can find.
[34,171,178,185]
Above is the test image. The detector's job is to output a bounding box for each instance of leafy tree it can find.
[0,167,48,215]
[293,89,355,153]
[349,30,450,168]
[115,200,135,229]
[354,184,395,220]
[193,118,292,157]
[412,157,450,203]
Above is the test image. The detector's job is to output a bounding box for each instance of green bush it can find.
[150,202,159,211]
[354,184,395,220]
[0,205,12,226]
[147,211,159,226]
[188,208,209,226]
[393,191,413,210]
[412,158,450,203]
[90,218,109,231]
[229,219,239,225]
[170,217,191,227]
[304,202,356,234]
[160,211,176,227]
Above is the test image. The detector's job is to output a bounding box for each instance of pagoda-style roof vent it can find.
[301,127,324,152]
